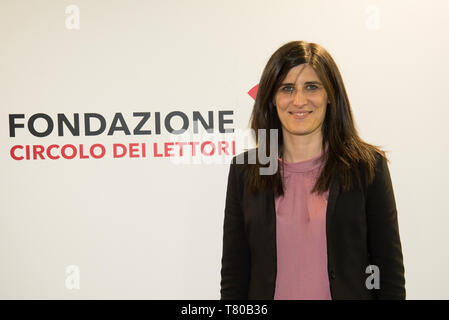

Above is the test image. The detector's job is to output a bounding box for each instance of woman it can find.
[220,41,405,300]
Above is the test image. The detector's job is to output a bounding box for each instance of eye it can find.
[306,84,318,90]
[281,85,294,93]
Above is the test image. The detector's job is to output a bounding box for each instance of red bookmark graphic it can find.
[247,84,259,100]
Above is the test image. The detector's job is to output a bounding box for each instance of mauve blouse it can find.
[273,149,332,300]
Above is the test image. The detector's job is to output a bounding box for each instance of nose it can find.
[292,89,307,106]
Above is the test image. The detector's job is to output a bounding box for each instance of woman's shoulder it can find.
[364,148,389,174]
[356,147,390,190]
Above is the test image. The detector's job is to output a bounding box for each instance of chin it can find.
[287,129,311,136]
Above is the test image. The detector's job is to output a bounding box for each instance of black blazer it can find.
[220,149,405,300]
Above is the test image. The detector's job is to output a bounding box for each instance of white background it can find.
[1,0,448,299]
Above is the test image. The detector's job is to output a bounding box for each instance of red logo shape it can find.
[247,84,259,100]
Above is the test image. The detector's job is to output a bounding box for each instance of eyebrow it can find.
[281,81,323,86]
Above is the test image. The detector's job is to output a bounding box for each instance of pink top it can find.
[273,149,332,300]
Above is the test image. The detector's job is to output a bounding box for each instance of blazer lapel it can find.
[326,172,341,221]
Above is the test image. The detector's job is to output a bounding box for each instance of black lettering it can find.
[57,113,80,136]
[193,111,213,133]
[107,112,131,135]
[133,112,151,135]
[219,110,234,133]
[28,113,54,137]
[165,111,188,134]
[85,113,106,136]
[155,112,161,134]
[9,114,25,137]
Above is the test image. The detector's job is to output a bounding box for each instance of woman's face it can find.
[275,64,329,139]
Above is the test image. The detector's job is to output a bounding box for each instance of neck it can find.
[282,129,324,163]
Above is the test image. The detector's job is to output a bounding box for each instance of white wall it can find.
[1,0,448,299]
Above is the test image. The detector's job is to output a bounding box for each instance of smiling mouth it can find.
[289,111,312,115]
[289,111,312,119]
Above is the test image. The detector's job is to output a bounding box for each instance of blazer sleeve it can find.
[220,156,250,299]
[365,154,406,299]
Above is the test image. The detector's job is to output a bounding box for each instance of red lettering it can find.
[33,145,45,160]
[164,142,174,157]
[218,141,229,155]
[10,145,24,160]
[129,143,139,158]
[79,144,89,159]
[188,141,199,156]
[153,142,163,157]
[25,145,30,160]
[175,142,187,156]
[201,141,215,156]
[113,144,127,158]
[47,144,60,160]
[90,144,105,159]
[142,143,146,157]
[61,144,77,159]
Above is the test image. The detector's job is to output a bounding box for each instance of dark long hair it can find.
[245,40,387,196]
